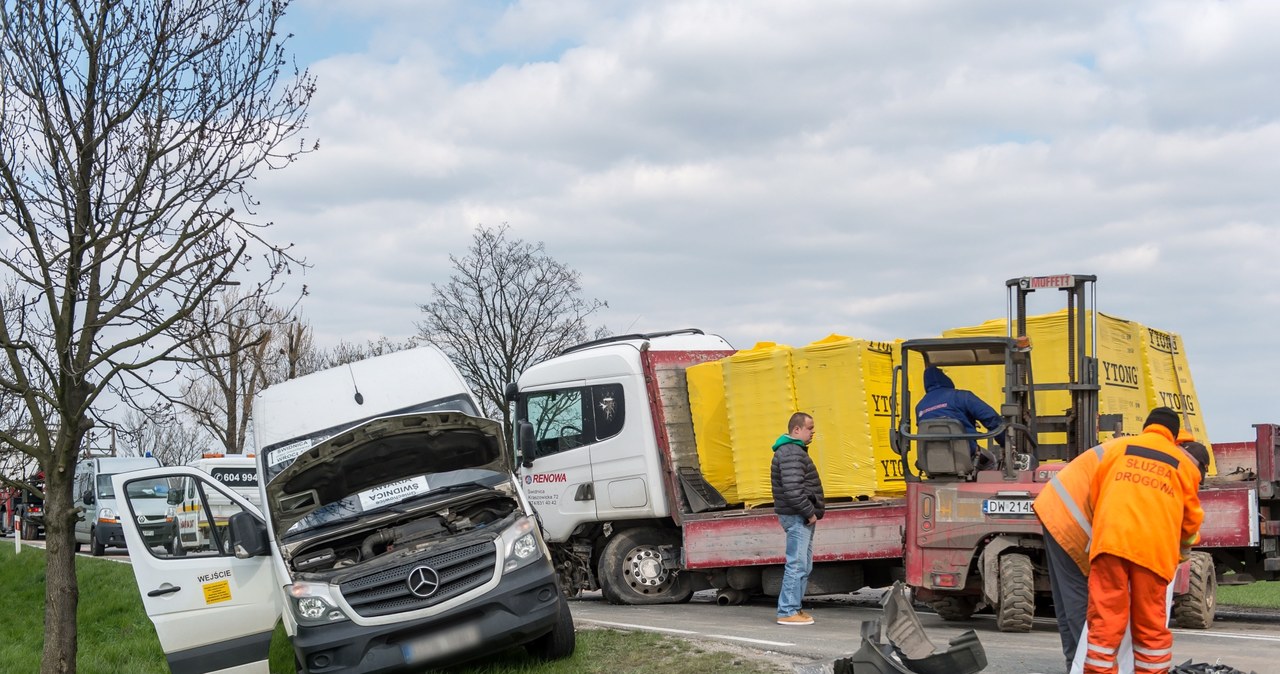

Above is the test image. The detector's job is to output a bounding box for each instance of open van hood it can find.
[267,412,510,535]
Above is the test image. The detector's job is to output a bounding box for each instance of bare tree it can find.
[0,2,314,671]
[417,224,608,428]
[178,290,296,455]
[118,409,206,466]
[321,335,418,369]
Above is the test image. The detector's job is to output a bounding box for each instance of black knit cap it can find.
[1145,406,1181,437]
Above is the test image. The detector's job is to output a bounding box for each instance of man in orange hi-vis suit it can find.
[1082,407,1204,674]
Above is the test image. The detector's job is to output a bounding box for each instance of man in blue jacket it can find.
[916,366,1005,467]
[771,412,824,625]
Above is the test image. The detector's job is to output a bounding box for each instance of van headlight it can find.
[500,516,548,573]
[287,582,350,625]
[98,508,117,524]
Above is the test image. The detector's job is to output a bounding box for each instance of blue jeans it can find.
[777,514,815,617]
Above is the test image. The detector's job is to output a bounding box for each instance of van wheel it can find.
[598,528,692,605]
[90,529,105,556]
[995,553,1035,632]
[525,598,576,660]
[170,533,186,557]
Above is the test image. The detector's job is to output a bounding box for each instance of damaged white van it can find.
[113,346,574,674]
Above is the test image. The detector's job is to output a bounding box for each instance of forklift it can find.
[890,274,1103,632]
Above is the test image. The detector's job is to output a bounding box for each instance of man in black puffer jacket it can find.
[771,412,824,625]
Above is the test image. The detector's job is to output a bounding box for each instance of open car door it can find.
[113,466,282,674]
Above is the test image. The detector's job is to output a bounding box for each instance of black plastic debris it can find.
[1169,660,1258,674]
[832,582,987,674]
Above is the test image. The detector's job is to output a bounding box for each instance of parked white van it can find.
[170,454,260,555]
[73,455,164,556]
[113,346,574,674]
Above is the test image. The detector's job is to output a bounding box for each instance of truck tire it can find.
[1173,551,1216,629]
[21,518,38,541]
[524,598,576,660]
[598,528,692,605]
[995,553,1035,632]
[90,528,105,556]
[930,594,978,621]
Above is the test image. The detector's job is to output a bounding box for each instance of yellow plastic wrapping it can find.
[1140,326,1215,474]
[686,360,738,503]
[724,342,797,506]
[792,335,897,497]
[941,310,1213,472]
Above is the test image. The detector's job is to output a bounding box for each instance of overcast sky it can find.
[255,0,1279,443]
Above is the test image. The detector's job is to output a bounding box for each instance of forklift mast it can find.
[1005,274,1100,461]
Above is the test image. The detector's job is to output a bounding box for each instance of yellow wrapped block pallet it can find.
[792,335,896,498]
[686,360,738,504]
[1140,326,1215,474]
[941,310,1149,443]
[724,342,796,506]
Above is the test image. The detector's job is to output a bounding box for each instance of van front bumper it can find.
[291,558,563,674]
[97,521,175,549]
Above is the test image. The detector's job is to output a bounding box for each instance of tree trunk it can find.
[41,457,79,674]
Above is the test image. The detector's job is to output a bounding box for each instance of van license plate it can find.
[983,499,1033,516]
[402,623,481,664]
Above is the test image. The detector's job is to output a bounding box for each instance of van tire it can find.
[170,533,185,557]
[524,598,576,660]
[598,528,692,605]
[90,528,105,556]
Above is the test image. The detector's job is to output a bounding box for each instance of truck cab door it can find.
[113,467,281,674]
[518,384,598,541]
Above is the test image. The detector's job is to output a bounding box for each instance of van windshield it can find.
[284,468,505,537]
[99,476,169,499]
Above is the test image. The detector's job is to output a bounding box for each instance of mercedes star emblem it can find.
[406,566,441,598]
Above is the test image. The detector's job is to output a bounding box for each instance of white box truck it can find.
[170,454,260,555]
[113,346,574,674]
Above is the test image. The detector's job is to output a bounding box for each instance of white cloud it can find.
[256,0,1280,441]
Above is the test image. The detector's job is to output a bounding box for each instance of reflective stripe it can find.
[1086,642,1117,655]
[1135,661,1170,671]
[1085,656,1115,668]
[1133,645,1173,657]
[1048,479,1093,540]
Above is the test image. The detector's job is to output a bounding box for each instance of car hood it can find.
[266,411,510,535]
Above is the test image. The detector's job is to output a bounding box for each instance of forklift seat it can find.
[918,418,974,477]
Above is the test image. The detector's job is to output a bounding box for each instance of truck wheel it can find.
[21,518,38,541]
[524,598,576,660]
[598,528,692,605]
[995,553,1035,632]
[1173,551,1216,629]
[90,528,105,556]
[930,595,978,621]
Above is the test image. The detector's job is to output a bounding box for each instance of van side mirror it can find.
[82,490,95,505]
[518,420,536,468]
[227,511,270,558]
[166,490,182,506]
[504,381,520,403]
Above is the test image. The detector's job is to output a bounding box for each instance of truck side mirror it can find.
[518,420,536,468]
[81,490,95,505]
[227,511,270,558]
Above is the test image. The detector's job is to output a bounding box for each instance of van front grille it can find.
[338,541,497,617]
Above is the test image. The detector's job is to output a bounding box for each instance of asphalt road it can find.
[568,589,1280,674]
[14,536,1277,674]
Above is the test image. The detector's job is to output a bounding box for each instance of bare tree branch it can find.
[0,2,315,671]
[416,224,608,429]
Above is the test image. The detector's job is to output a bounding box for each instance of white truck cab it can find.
[114,346,574,674]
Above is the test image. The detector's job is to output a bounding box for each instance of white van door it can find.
[113,467,282,674]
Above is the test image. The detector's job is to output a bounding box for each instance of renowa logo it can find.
[525,473,567,484]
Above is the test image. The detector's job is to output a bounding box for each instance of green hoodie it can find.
[772,434,807,451]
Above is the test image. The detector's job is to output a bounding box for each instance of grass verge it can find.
[1,541,790,674]
[1217,579,1280,610]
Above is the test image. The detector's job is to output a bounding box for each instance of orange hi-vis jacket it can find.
[1033,442,1114,575]
[1088,424,1204,582]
